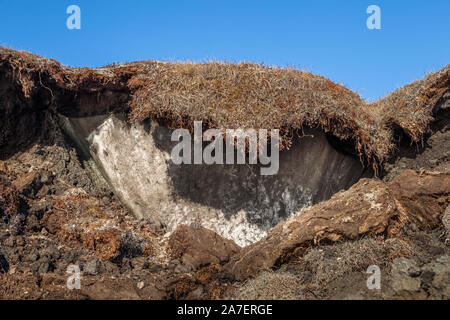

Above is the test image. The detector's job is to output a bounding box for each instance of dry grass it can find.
[126,61,389,164]
[370,65,450,143]
[227,237,413,300]
[1,47,448,171]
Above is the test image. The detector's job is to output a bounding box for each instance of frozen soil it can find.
[225,113,450,301]
[1,113,448,300]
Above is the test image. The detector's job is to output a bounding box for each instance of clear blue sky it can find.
[1,0,449,101]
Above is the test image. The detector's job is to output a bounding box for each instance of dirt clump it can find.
[168,225,241,270]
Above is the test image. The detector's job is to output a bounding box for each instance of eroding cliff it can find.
[0,48,449,300]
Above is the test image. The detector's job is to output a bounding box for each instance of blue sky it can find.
[1,0,448,101]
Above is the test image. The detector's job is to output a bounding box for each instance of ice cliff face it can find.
[63,114,364,247]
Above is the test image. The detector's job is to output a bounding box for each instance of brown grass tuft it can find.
[1,47,448,171]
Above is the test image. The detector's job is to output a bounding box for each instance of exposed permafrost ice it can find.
[65,114,364,247]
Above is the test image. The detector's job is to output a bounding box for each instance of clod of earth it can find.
[225,170,450,281]
[168,225,241,270]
